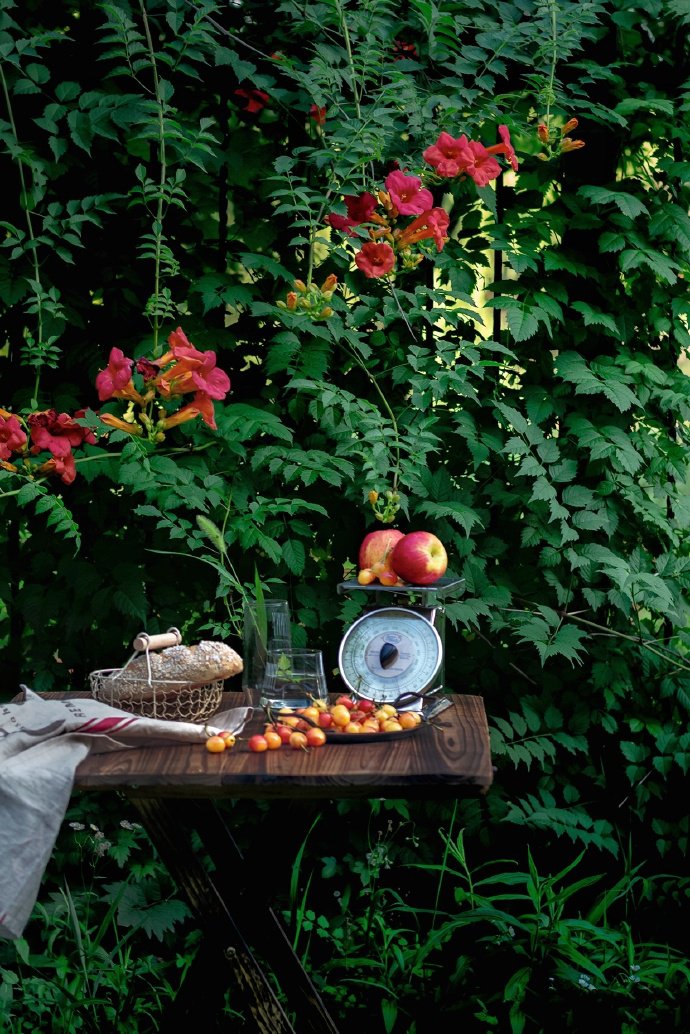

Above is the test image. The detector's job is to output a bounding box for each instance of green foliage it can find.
[0,799,192,1032]
[283,813,690,1031]
[2,0,690,1028]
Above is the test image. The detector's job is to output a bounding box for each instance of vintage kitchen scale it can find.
[336,576,465,705]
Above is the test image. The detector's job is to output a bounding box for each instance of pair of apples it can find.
[357,528,448,587]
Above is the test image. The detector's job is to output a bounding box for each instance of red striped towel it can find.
[0,686,250,940]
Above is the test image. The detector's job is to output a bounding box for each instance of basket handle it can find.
[132,628,182,653]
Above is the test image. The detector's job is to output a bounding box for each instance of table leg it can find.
[130,796,341,1034]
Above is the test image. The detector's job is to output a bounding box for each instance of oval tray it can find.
[324,725,421,743]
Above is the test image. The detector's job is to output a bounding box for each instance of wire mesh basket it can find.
[89,668,224,722]
[88,628,227,723]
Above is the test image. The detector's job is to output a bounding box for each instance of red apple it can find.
[390,531,448,586]
[358,528,404,572]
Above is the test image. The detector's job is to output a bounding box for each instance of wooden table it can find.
[64,691,493,1033]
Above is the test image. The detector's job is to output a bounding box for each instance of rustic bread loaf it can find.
[123,640,243,685]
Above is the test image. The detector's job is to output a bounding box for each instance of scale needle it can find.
[379,642,398,669]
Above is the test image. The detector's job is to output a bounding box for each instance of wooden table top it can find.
[55,692,493,800]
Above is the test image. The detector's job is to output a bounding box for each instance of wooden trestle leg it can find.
[129,796,341,1034]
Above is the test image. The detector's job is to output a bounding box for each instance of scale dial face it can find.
[338,607,442,703]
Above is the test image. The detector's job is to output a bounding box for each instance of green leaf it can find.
[475,184,497,219]
[530,477,557,502]
[571,510,609,531]
[241,252,294,281]
[620,247,678,284]
[282,538,306,575]
[555,352,639,412]
[506,305,539,342]
[416,499,483,536]
[16,482,42,505]
[218,404,293,443]
[614,97,675,116]
[496,402,529,435]
[562,485,595,508]
[214,47,256,82]
[112,586,147,621]
[445,598,492,629]
[67,110,94,154]
[191,274,253,315]
[570,302,621,337]
[578,185,649,220]
[542,625,589,664]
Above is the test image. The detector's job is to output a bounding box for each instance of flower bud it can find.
[159,405,199,430]
[368,490,379,505]
[560,138,585,153]
[537,123,550,143]
[98,413,144,435]
[561,118,579,135]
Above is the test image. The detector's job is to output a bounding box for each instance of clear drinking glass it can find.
[242,598,292,706]
[260,648,328,711]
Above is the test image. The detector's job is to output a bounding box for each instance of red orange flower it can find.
[190,392,218,429]
[28,410,95,460]
[0,413,27,460]
[36,453,77,485]
[422,132,471,177]
[355,241,396,278]
[156,328,231,401]
[234,88,269,114]
[346,193,378,223]
[326,212,357,234]
[384,170,433,215]
[326,193,378,236]
[392,39,418,60]
[158,402,204,431]
[95,348,134,401]
[397,208,450,252]
[94,327,230,442]
[450,140,499,186]
[135,358,161,381]
[424,126,518,182]
[493,125,519,172]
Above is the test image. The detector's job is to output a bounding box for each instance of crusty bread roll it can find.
[123,640,243,685]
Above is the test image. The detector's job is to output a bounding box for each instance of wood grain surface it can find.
[45,691,493,798]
